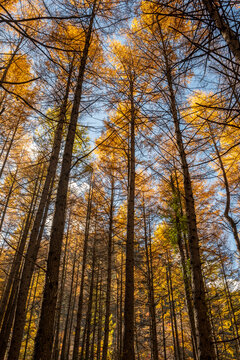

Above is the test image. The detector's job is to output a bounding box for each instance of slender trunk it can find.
[119,253,123,358]
[135,321,141,360]
[0,131,10,160]
[23,269,41,360]
[60,251,77,360]
[83,237,96,360]
[205,286,219,359]
[97,272,103,360]
[90,266,100,360]
[122,78,136,360]
[72,178,93,360]
[0,169,17,237]
[102,176,114,360]
[162,303,167,360]
[170,176,198,360]
[142,201,159,360]
[116,276,120,358]
[166,260,178,360]
[180,308,185,360]
[216,304,228,358]
[53,213,72,360]
[80,314,88,360]
[0,119,20,179]
[66,258,81,360]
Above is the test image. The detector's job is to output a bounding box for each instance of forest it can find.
[0,0,240,359]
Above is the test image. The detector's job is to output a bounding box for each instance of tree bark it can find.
[142,201,159,360]
[97,271,103,360]
[170,175,198,360]
[72,177,93,360]
[82,235,96,360]
[52,212,71,360]
[22,269,40,360]
[102,175,114,360]
[122,78,136,360]
[0,118,20,179]
[162,303,167,360]
[0,169,17,237]
[60,251,76,360]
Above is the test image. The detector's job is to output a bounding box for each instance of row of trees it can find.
[0,0,239,359]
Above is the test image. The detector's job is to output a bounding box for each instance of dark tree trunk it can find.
[83,236,96,360]
[97,272,103,360]
[102,175,114,360]
[72,178,93,360]
[0,119,20,179]
[166,258,178,360]
[22,269,40,360]
[122,78,136,360]
[142,200,159,360]
[90,265,100,360]
[170,175,198,360]
[0,170,17,236]
[53,212,72,360]
[162,303,167,360]
[60,251,76,360]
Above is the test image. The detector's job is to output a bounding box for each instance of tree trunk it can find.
[97,271,103,360]
[72,177,93,360]
[90,265,100,360]
[22,269,40,360]
[0,119,20,179]
[102,175,114,360]
[166,258,178,360]
[170,175,198,360]
[162,303,167,360]
[142,200,159,360]
[53,212,72,360]
[60,251,76,360]
[0,169,17,237]
[83,235,96,360]
[122,78,136,360]
[66,257,81,360]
